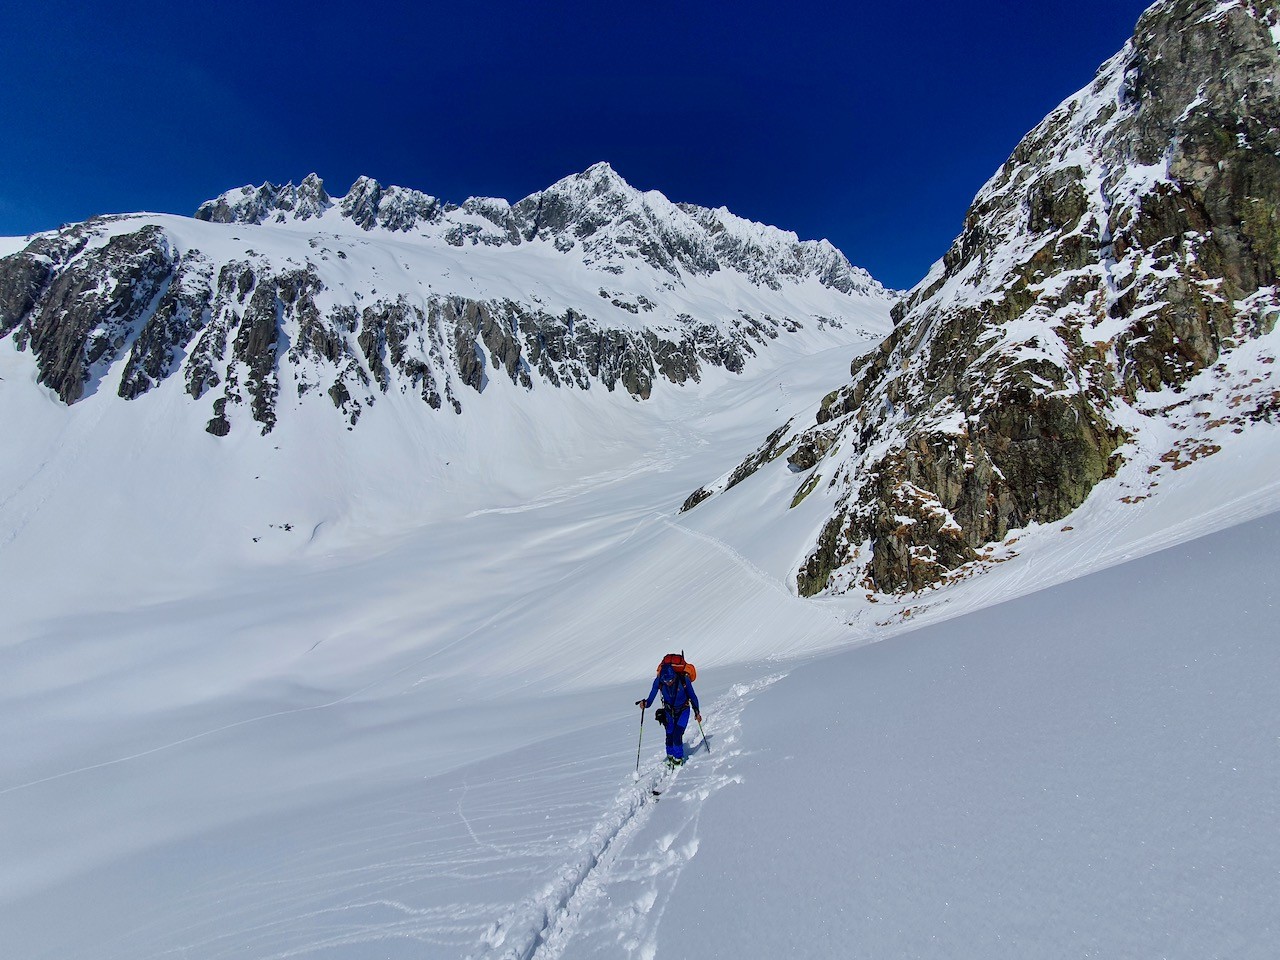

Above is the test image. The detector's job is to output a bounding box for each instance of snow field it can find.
[0,332,872,958]
[2,253,1280,956]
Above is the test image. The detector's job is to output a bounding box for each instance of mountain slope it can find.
[0,170,892,617]
[652,509,1280,960]
[685,0,1280,595]
[2,319,1276,960]
[0,163,891,438]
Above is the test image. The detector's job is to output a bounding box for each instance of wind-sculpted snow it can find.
[684,0,1280,595]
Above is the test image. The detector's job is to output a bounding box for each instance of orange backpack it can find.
[657,652,696,682]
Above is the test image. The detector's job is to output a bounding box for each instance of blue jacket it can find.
[644,668,700,715]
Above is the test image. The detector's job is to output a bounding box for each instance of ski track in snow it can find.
[468,675,782,960]
[657,517,793,608]
[465,449,680,520]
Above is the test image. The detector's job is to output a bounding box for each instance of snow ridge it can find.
[194,162,889,297]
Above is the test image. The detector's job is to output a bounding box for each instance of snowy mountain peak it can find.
[531,161,652,213]
[3,164,893,438]
[187,165,890,297]
[195,173,333,225]
[559,160,633,193]
[336,175,444,232]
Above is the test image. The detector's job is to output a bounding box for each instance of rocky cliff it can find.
[1,164,891,436]
[685,0,1280,595]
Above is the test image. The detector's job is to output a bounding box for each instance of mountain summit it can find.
[194,162,884,294]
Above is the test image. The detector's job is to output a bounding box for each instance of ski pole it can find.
[695,713,709,753]
[635,704,646,774]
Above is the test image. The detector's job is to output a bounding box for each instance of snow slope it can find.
[655,510,1280,960]
[0,327,877,958]
[2,290,1279,956]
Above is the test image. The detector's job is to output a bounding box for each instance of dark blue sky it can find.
[2,0,1152,289]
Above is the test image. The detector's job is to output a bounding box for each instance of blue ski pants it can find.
[664,706,690,760]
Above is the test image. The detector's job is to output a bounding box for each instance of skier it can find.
[636,661,702,767]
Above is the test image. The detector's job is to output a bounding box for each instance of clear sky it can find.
[2,0,1152,290]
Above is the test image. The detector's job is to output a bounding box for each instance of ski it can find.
[650,756,688,797]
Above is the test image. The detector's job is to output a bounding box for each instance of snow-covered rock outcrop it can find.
[685,0,1280,594]
[194,162,887,297]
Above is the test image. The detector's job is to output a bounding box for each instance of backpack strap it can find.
[664,674,690,709]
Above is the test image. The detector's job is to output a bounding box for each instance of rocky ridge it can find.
[195,162,886,297]
[0,165,892,436]
[684,0,1280,595]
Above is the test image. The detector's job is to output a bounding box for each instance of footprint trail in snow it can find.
[470,674,783,960]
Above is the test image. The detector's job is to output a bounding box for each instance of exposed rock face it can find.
[1,167,891,437]
[195,173,332,224]
[6,225,175,403]
[336,176,447,232]
[685,0,1280,595]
